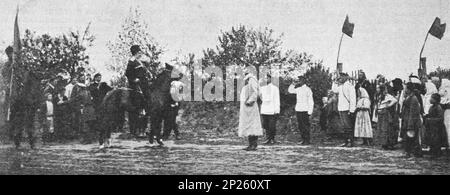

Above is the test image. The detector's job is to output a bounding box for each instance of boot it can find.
[243,137,252,150]
[156,137,164,146]
[264,138,273,145]
[348,139,355,147]
[247,136,258,151]
[149,135,155,144]
[361,138,368,146]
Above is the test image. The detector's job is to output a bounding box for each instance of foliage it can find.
[203,25,286,73]
[107,7,164,87]
[178,25,332,135]
[430,67,450,80]
[0,24,94,100]
[19,26,94,81]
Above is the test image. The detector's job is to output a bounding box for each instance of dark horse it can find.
[97,69,173,147]
[9,71,44,149]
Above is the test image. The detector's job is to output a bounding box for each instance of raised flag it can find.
[7,6,21,121]
[13,7,21,63]
[429,17,446,40]
[342,15,355,38]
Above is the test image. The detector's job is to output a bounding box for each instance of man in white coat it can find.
[259,74,280,145]
[288,76,314,145]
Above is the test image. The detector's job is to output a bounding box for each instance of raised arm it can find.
[288,84,297,94]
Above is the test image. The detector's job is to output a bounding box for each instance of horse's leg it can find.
[162,109,171,140]
[11,104,24,148]
[141,116,148,136]
[129,111,138,137]
[150,113,164,145]
[24,106,37,149]
[98,118,105,146]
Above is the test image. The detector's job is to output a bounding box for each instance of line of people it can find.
[324,72,450,158]
[238,67,450,159]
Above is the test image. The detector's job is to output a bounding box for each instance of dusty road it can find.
[1,133,449,175]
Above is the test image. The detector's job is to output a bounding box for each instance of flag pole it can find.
[6,6,19,121]
[419,32,429,73]
[337,32,344,65]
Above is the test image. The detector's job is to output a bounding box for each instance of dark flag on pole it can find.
[429,17,446,40]
[342,15,355,38]
[7,6,21,121]
[13,7,22,61]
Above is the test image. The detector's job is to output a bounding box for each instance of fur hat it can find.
[130,45,142,56]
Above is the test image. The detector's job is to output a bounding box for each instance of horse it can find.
[9,71,44,149]
[97,69,173,147]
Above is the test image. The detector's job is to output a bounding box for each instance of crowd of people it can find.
[38,71,113,145]
[3,43,450,159]
[239,68,450,159]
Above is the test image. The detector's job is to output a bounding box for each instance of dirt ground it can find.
[1,130,450,175]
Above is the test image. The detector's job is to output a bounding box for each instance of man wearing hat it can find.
[336,73,357,147]
[259,73,280,145]
[125,45,150,116]
[288,75,314,145]
[408,74,426,115]
[44,75,63,101]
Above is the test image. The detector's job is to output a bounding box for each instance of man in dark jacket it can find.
[89,73,113,111]
[125,45,149,115]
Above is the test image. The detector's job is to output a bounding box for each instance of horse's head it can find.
[145,69,174,112]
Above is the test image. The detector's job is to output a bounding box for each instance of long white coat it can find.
[238,76,263,137]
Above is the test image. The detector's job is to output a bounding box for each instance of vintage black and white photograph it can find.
[0,0,450,176]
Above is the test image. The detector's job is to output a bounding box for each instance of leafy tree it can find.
[204,25,285,71]
[1,24,94,92]
[107,7,164,87]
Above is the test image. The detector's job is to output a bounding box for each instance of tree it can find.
[107,7,164,87]
[18,24,94,80]
[203,25,285,70]
[0,24,94,94]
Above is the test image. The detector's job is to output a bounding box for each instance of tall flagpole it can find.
[7,5,20,121]
[419,32,430,71]
[336,32,344,66]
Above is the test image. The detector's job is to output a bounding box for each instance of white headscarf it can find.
[439,79,450,104]
[359,87,370,99]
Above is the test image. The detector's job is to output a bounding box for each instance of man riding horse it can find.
[125,45,150,117]
[97,45,178,148]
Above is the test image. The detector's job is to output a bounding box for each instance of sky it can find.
[0,0,449,81]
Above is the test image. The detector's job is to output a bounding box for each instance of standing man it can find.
[162,75,184,141]
[288,76,314,145]
[259,74,280,145]
[65,79,77,101]
[44,76,61,100]
[1,46,14,138]
[336,73,357,147]
[89,73,112,112]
